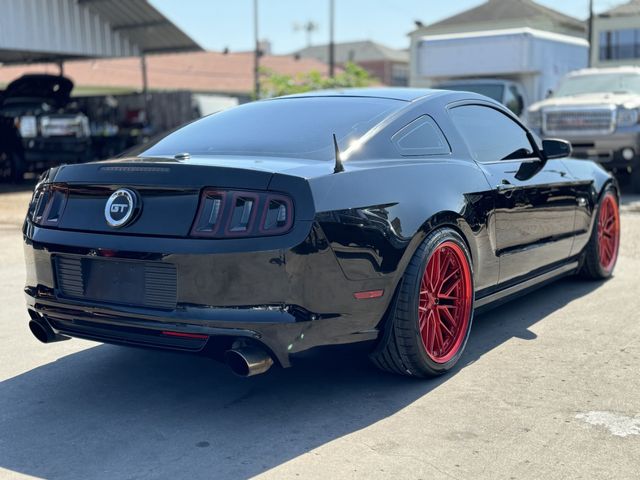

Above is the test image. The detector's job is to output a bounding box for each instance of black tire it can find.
[0,152,8,182]
[11,152,25,183]
[580,187,620,280]
[0,152,24,183]
[370,227,474,378]
[0,152,25,183]
[631,168,640,194]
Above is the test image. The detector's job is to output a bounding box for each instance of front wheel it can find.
[370,228,474,378]
[580,188,620,279]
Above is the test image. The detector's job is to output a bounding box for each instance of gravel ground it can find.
[0,186,638,480]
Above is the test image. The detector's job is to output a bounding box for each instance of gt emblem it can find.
[104,188,140,228]
[111,204,128,213]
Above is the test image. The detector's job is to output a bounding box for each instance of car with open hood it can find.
[0,74,91,181]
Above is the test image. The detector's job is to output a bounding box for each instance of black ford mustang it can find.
[23,88,620,378]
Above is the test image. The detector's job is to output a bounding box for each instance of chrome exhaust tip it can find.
[224,345,274,377]
[28,318,69,344]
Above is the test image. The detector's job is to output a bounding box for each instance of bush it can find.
[259,62,374,98]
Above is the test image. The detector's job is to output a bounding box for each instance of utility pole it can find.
[140,53,150,125]
[254,0,261,98]
[588,0,594,67]
[329,0,335,77]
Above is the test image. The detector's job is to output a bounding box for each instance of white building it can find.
[409,0,586,87]
[592,0,640,68]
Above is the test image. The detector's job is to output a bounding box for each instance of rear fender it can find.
[394,211,478,291]
[371,212,476,332]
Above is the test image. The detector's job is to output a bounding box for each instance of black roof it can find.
[280,88,442,102]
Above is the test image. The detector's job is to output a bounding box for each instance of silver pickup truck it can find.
[528,67,640,192]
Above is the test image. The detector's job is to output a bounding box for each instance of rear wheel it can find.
[370,228,474,377]
[580,188,620,279]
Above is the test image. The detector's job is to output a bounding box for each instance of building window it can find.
[391,63,409,86]
[599,29,640,61]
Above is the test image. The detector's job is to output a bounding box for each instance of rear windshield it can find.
[436,83,505,102]
[140,96,404,161]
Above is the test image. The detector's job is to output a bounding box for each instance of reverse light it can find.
[191,188,293,238]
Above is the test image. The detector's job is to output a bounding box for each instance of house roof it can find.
[0,51,333,96]
[423,0,585,33]
[295,41,408,64]
[600,0,640,17]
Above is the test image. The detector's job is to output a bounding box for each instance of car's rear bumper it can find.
[23,221,390,366]
[25,292,330,367]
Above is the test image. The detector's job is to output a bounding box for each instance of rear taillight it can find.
[191,188,293,238]
[28,185,68,227]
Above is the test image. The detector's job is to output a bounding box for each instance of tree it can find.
[259,62,375,98]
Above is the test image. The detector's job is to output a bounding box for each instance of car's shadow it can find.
[0,277,602,480]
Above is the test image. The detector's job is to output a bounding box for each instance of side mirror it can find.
[542,138,572,159]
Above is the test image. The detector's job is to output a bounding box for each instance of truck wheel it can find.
[9,152,24,183]
[0,152,22,183]
[631,167,640,194]
[580,188,620,280]
[370,228,474,378]
[0,153,8,181]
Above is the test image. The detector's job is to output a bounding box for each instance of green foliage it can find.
[259,62,375,98]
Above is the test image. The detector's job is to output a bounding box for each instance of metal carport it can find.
[0,0,202,179]
[0,0,202,64]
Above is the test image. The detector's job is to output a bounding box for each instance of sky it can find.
[149,0,628,55]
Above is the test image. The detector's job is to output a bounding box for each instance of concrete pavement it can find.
[0,189,638,480]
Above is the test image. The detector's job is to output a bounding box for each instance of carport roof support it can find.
[0,0,201,65]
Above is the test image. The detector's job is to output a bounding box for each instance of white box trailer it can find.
[413,28,589,118]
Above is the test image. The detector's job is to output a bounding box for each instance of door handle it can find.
[497,179,516,198]
[497,179,515,191]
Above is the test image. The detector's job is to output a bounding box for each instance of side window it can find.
[449,105,535,163]
[392,115,451,156]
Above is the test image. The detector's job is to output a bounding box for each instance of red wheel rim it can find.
[597,193,620,273]
[418,241,473,364]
